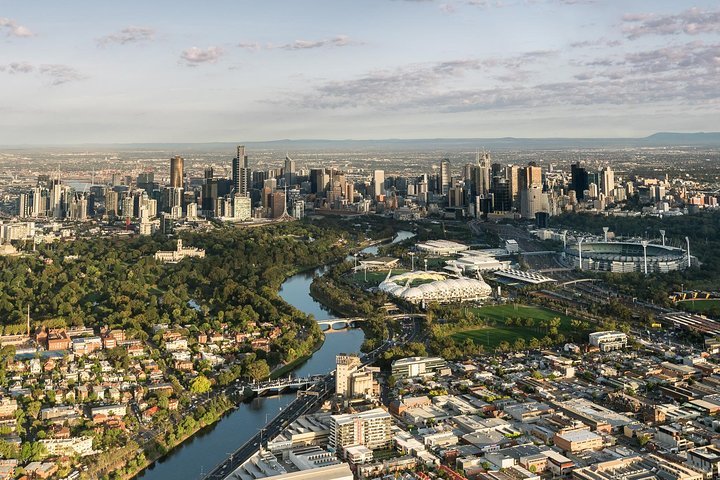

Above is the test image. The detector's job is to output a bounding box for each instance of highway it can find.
[201,317,418,480]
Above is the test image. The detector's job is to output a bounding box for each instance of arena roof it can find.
[378,270,492,304]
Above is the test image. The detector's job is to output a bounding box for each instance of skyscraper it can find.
[600,166,615,197]
[201,167,219,216]
[475,152,491,195]
[310,168,326,194]
[517,163,543,218]
[439,159,451,195]
[506,165,520,208]
[232,145,250,195]
[571,162,589,200]
[284,154,296,186]
[372,169,385,199]
[170,156,184,188]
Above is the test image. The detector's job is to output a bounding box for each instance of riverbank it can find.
[120,395,238,479]
[270,336,326,380]
[133,256,366,480]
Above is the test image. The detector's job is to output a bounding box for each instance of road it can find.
[201,317,418,480]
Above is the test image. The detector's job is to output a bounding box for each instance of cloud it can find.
[38,64,87,85]
[440,3,457,13]
[569,38,622,49]
[281,35,353,50]
[288,41,720,114]
[97,26,155,46]
[180,46,224,66]
[0,17,33,37]
[622,7,720,39]
[1,62,86,85]
[237,36,358,51]
[237,42,262,51]
[0,62,34,74]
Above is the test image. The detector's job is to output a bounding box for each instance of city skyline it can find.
[1,0,719,144]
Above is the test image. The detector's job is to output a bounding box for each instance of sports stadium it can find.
[378,270,492,305]
[565,241,689,273]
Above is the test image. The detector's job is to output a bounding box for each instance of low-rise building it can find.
[589,331,627,352]
[391,356,446,379]
[553,429,603,453]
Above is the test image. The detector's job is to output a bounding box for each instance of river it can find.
[137,230,413,479]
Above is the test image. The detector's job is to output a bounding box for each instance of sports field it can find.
[678,298,720,314]
[451,304,575,349]
[350,269,408,286]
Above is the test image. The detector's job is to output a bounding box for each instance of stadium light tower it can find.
[577,237,584,271]
[603,226,609,243]
[686,236,691,268]
[641,240,649,275]
[660,229,666,246]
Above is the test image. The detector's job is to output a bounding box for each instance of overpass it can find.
[249,376,323,395]
[561,278,601,286]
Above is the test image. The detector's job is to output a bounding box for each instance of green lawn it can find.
[451,304,576,349]
[678,298,720,314]
[350,269,409,286]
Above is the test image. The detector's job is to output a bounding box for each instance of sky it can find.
[0,0,719,144]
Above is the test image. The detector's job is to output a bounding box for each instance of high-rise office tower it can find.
[202,167,219,216]
[600,166,615,197]
[232,145,250,195]
[491,178,512,212]
[372,170,385,198]
[571,162,589,200]
[475,152,491,195]
[170,156,184,189]
[310,168,326,194]
[518,163,542,216]
[16,193,30,218]
[271,191,286,218]
[31,187,45,217]
[439,159,451,195]
[284,154,296,186]
[521,184,549,219]
[505,165,520,208]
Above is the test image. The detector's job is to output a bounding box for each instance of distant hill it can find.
[640,132,720,146]
[5,132,720,151]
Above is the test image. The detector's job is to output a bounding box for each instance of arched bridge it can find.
[315,317,367,329]
[249,375,324,395]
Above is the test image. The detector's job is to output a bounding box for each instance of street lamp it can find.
[424,259,428,272]
[659,229,666,246]
[408,252,415,271]
[641,240,649,275]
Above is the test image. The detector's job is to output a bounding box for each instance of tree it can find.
[190,375,212,395]
[246,359,270,381]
